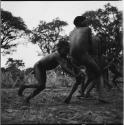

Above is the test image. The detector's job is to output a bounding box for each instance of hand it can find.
[75,70,85,78]
[80,68,87,75]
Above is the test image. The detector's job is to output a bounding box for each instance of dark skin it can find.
[64,16,108,103]
[83,60,122,97]
[77,55,110,98]
[82,31,122,97]
[18,44,85,103]
[82,55,122,97]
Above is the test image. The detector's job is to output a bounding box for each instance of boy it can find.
[18,39,85,103]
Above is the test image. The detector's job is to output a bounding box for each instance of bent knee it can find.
[90,65,101,76]
[37,85,46,91]
[95,68,101,76]
[76,76,83,85]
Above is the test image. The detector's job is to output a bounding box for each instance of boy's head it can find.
[57,39,70,57]
[73,16,87,27]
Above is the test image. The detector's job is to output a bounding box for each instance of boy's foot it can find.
[77,94,84,98]
[18,86,24,97]
[96,98,110,104]
[64,97,71,104]
[25,97,30,104]
[84,93,94,98]
[76,92,85,98]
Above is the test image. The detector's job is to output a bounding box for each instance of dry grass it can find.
[1,70,75,88]
[1,87,123,124]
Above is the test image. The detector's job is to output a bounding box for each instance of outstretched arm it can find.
[58,57,85,77]
[59,59,76,77]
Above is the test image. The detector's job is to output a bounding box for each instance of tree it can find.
[30,17,68,54]
[5,58,25,81]
[82,3,123,58]
[82,3,123,86]
[6,58,25,69]
[1,9,30,55]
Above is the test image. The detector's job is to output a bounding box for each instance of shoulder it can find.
[81,27,91,31]
[81,27,92,34]
[52,52,60,59]
[69,27,77,37]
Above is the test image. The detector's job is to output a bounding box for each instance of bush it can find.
[47,70,75,88]
[1,72,14,88]
[1,69,74,89]
[1,70,25,88]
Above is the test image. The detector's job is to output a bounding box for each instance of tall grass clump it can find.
[1,72,14,88]
[1,69,75,89]
[47,70,75,88]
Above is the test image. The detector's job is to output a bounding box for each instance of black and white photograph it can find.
[1,1,123,124]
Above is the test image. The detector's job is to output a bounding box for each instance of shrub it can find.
[1,69,74,89]
[1,72,14,88]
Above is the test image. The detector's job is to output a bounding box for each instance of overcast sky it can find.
[1,1,123,69]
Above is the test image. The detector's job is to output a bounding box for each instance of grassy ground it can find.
[1,86,123,124]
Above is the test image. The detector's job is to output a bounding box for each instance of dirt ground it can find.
[1,87,123,124]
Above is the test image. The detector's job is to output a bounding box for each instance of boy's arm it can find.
[60,60,76,76]
[56,57,76,77]
[55,52,85,77]
[58,57,84,77]
[68,61,86,76]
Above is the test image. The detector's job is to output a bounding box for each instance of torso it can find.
[35,52,59,70]
[69,27,91,62]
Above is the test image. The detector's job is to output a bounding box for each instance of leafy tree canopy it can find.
[1,9,30,55]
[82,3,123,58]
[5,58,25,70]
[4,58,25,81]
[29,17,68,54]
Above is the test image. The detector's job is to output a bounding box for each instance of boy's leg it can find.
[18,84,38,97]
[80,54,109,102]
[64,74,82,103]
[18,84,26,97]
[25,66,46,103]
[77,76,86,97]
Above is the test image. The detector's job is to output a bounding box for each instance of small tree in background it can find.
[29,17,68,55]
[29,18,69,77]
[1,58,25,88]
[5,58,25,81]
[6,58,25,69]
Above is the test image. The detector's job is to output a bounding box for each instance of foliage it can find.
[1,9,30,55]
[6,58,25,69]
[1,70,24,88]
[1,67,73,88]
[24,67,34,75]
[5,58,25,81]
[46,70,74,88]
[82,3,123,58]
[1,71,14,88]
[29,17,68,54]
[82,3,123,83]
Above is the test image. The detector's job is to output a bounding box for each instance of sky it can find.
[1,1,123,69]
